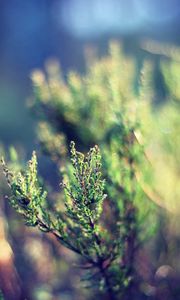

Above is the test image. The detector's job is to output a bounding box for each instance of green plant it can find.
[31,43,135,156]
[1,140,157,300]
[1,43,160,299]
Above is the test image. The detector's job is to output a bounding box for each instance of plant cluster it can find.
[3,42,180,299]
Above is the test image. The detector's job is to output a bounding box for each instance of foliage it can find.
[1,139,157,299]
[1,152,48,227]
[138,58,180,215]
[31,43,135,153]
[2,42,172,299]
[30,41,159,255]
[1,144,115,298]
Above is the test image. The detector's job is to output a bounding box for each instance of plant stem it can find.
[89,217,116,300]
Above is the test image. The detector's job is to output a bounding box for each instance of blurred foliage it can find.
[139,59,180,216]
[1,41,180,299]
[31,44,135,149]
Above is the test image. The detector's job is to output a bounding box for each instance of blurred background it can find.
[1,0,180,151]
[0,1,180,300]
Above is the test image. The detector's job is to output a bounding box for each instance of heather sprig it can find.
[1,152,47,227]
[1,143,121,298]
